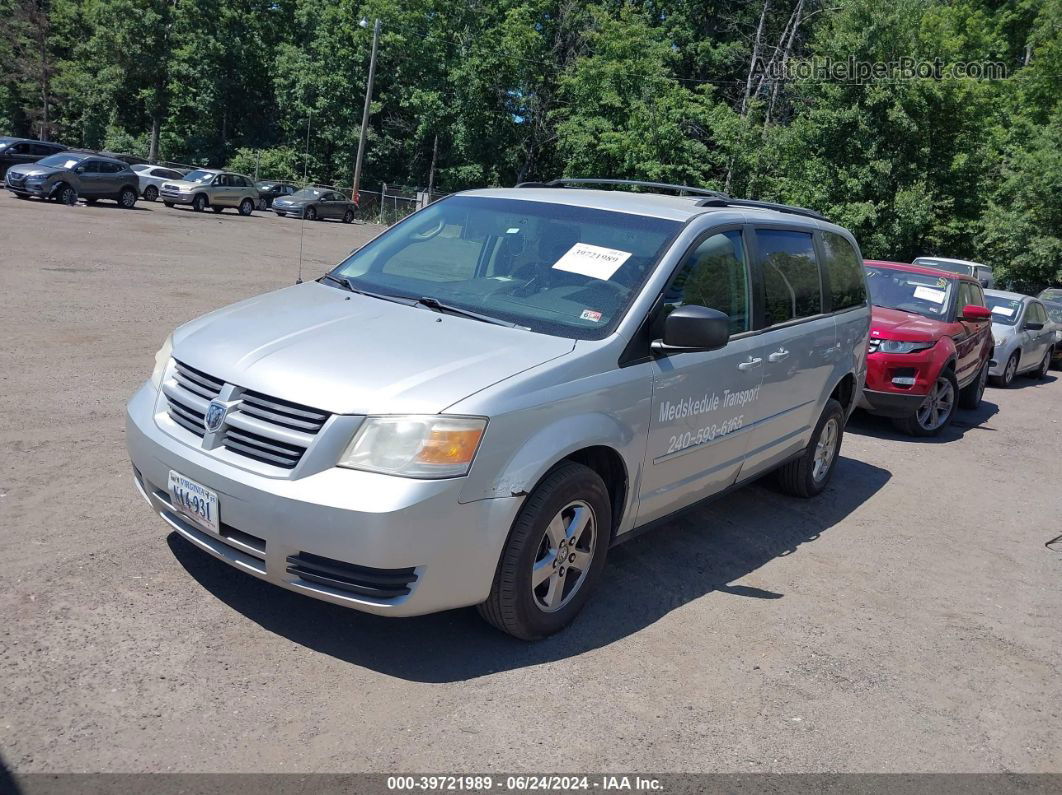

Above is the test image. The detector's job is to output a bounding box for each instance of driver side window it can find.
[660,230,749,335]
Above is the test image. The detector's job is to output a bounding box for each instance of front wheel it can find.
[238,198,253,216]
[478,462,611,640]
[143,185,158,202]
[776,398,844,497]
[992,351,1019,387]
[958,362,988,410]
[304,206,317,221]
[118,186,137,208]
[892,372,957,436]
[57,184,77,205]
[192,193,207,212]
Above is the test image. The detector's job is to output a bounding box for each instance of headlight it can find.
[338,416,487,478]
[994,336,1005,347]
[150,335,173,388]
[876,339,934,354]
[25,175,46,182]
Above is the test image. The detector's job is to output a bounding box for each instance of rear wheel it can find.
[478,462,611,640]
[342,208,354,224]
[192,193,207,212]
[118,186,137,208]
[892,372,957,436]
[238,198,254,216]
[958,361,988,409]
[1033,348,1051,379]
[304,206,317,221]
[143,185,158,202]
[776,399,844,497]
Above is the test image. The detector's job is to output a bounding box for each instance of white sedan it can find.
[130,164,187,202]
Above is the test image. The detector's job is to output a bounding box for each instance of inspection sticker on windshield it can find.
[913,285,946,304]
[580,309,603,322]
[552,243,631,280]
[991,305,1015,317]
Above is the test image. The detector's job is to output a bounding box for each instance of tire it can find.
[992,351,1019,387]
[57,183,77,205]
[891,371,958,437]
[192,193,207,212]
[342,209,354,224]
[163,201,174,208]
[304,206,317,221]
[118,186,137,208]
[1033,348,1051,380]
[143,185,158,202]
[212,206,224,213]
[478,461,611,640]
[238,198,253,216]
[958,361,988,410]
[776,398,844,497]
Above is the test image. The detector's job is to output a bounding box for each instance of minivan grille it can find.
[163,359,330,470]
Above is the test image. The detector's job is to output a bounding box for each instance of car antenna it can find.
[296,208,306,284]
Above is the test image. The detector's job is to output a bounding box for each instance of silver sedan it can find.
[985,290,1056,386]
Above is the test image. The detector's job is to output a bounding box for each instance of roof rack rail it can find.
[516,178,729,199]
[696,196,827,221]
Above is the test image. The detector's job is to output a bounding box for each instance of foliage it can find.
[0,0,1058,289]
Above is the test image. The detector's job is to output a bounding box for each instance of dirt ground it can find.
[0,193,1059,775]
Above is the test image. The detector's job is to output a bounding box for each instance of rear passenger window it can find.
[756,229,822,325]
[820,232,866,311]
[661,230,749,334]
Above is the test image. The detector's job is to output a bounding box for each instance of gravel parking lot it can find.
[1,194,1060,775]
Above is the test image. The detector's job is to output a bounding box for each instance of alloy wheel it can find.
[1004,354,1018,384]
[531,500,596,613]
[812,417,840,482]
[916,376,955,431]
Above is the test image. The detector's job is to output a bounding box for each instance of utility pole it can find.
[351,17,381,203]
[303,111,312,182]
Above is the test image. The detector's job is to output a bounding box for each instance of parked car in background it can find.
[255,180,298,210]
[0,137,66,178]
[859,261,992,436]
[1037,288,1062,303]
[5,151,139,207]
[984,290,1055,386]
[126,180,869,639]
[913,256,995,288]
[131,164,187,201]
[272,187,357,222]
[160,168,258,215]
[1043,300,1062,369]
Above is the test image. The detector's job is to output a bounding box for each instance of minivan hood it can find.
[172,282,576,415]
[869,306,943,341]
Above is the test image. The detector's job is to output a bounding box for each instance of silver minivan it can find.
[126,179,870,639]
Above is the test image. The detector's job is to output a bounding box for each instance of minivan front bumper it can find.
[126,382,521,617]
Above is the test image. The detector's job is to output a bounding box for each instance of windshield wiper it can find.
[320,274,416,306]
[415,296,524,328]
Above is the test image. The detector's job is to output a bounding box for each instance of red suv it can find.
[859,260,993,436]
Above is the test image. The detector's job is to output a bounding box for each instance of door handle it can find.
[738,357,763,371]
[768,349,790,363]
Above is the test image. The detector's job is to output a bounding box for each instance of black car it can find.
[0,137,67,178]
[255,181,298,209]
[271,187,358,222]
[5,151,140,207]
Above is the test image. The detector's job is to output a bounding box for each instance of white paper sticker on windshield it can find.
[913,285,946,304]
[991,305,1015,317]
[552,243,632,280]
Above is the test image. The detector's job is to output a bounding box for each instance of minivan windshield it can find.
[182,170,215,184]
[37,154,81,169]
[328,195,681,339]
[985,295,1023,325]
[864,266,954,320]
[914,258,972,276]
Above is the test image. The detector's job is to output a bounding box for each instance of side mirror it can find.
[652,305,731,354]
[1024,321,1044,331]
[961,304,992,322]
[74,166,85,174]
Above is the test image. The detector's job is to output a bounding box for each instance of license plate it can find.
[168,471,219,534]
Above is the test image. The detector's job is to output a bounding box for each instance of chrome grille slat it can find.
[238,402,322,432]
[222,438,300,468]
[173,361,223,396]
[225,411,315,448]
[173,373,217,400]
[241,392,328,425]
[224,427,304,457]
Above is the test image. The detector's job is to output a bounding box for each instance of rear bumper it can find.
[125,382,521,617]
